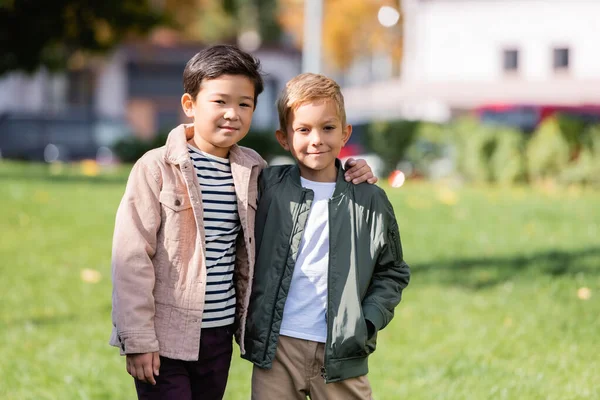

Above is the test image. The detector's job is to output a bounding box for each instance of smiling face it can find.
[276,99,352,182]
[181,74,255,158]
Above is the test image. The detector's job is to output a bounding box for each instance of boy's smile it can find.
[276,100,352,182]
[182,74,255,158]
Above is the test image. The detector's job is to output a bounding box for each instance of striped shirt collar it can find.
[164,123,261,169]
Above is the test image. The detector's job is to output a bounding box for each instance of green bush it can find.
[447,118,527,185]
[556,113,587,155]
[363,119,420,175]
[404,122,450,176]
[559,124,600,187]
[449,117,498,183]
[447,117,478,179]
[491,128,527,185]
[526,117,571,181]
[112,132,169,163]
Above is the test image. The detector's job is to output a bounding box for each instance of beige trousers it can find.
[251,335,373,400]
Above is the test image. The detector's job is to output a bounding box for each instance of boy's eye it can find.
[240,103,251,108]
[214,100,225,104]
[324,125,336,131]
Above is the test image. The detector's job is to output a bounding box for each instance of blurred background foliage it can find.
[0,0,399,75]
[357,113,600,188]
[0,0,164,74]
[112,111,600,189]
[278,0,403,71]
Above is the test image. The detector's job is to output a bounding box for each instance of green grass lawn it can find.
[1,161,599,400]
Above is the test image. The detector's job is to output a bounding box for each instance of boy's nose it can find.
[224,107,239,120]
[308,130,323,145]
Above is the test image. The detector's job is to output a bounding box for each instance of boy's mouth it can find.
[219,126,239,131]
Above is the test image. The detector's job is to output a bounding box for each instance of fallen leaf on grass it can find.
[437,187,458,205]
[80,160,100,177]
[81,268,102,284]
[577,287,591,300]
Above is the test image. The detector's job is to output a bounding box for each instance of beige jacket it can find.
[109,124,266,361]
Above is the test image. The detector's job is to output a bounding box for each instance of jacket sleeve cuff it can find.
[363,303,386,332]
[119,331,159,355]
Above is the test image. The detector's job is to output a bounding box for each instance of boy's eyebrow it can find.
[292,118,339,127]
[211,93,254,102]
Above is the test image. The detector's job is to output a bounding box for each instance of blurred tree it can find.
[145,0,281,48]
[163,0,236,43]
[0,0,165,75]
[364,119,420,175]
[0,0,283,76]
[277,0,403,71]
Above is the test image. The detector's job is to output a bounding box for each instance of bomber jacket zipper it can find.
[322,197,334,382]
[262,189,307,364]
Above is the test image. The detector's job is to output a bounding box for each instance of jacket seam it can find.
[139,159,162,186]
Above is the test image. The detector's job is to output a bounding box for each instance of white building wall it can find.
[95,50,128,119]
[0,70,48,113]
[251,49,302,129]
[404,0,600,83]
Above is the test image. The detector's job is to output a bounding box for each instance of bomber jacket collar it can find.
[288,159,351,199]
[163,123,260,168]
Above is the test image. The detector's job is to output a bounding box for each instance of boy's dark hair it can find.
[183,44,264,106]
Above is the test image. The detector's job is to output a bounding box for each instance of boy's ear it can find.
[342,124,353,146]
[181,93,195,118]
[275,129,290,151]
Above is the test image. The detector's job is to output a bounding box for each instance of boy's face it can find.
[276,100,352,182]
[181,74,255,158]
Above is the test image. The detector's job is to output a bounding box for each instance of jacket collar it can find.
[289,159,351,198]
[164,123,259,168]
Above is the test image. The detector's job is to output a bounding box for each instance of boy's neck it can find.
[297,164,337,183]
[188,136,231,159]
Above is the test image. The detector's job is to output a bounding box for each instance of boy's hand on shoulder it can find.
[126,352,161,385]
[344,158,378,185]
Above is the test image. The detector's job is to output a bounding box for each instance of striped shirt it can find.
[188,144,239,328]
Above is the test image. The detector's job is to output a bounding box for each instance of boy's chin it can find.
[211,138,240,148]
[299,161,337,174]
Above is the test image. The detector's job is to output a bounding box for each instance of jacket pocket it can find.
[332,309,370,360]
[360,309,378,355]
[364,317,378,355]
[159,190,194,240]
[157,190,194,286]
[160,190,192,211]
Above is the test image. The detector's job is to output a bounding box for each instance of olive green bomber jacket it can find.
[242,161,410,383]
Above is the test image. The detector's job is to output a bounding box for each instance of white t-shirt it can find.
[279,177,336,343]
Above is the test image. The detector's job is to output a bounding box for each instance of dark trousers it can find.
[135,325,234,400]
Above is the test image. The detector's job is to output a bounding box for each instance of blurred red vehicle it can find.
[474,103,600,133]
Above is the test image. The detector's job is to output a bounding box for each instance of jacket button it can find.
[175,199,181,206]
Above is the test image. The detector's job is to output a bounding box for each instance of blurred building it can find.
[0,42,300,160]
[343,0,600,124]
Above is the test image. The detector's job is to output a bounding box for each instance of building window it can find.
[553,48,569,71]
[503,49,519,72]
